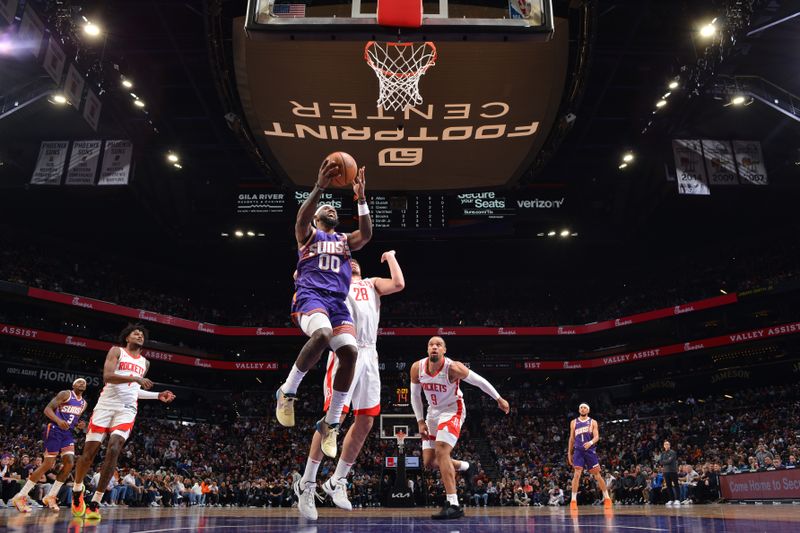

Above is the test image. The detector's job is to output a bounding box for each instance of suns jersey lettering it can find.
[417,357,463,412]
[95,348,147,410]
[296,230,353,296]
[574,417,595,447]
[346,279,380,347]
[56,392,86,429]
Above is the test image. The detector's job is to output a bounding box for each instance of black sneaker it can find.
[432,503,464,520]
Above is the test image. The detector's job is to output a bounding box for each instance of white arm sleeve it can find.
[410,382,425,422]
[463,370,501,400]
[138,390,159,400]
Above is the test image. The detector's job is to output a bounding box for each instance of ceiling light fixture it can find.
[730,94,746,106]
[234,230,244,238]
[133,100,145,108]
[622,152,634,163]
[547,231,556,237]
[618,163,628,169]
[699,20,717,38]
[560,229,570,237]
[121,78,133,89]
[656,99,667,108]
[50,94,68,105]
[668,80,679,90]
[83,22,101,37]
[246,231,255,237]
[167,153,179,163]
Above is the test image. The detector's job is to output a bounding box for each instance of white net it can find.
[364,41,437,112]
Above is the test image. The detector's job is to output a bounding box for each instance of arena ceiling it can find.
[0,0,798,251]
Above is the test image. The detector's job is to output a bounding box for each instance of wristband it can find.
[358,202,370,216]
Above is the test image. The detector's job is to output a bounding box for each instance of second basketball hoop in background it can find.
[364,41,437,112]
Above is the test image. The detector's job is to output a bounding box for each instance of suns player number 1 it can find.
[318,254,341,273]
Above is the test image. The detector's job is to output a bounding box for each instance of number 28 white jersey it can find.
[346,278,381,347]
[417,356,463,414]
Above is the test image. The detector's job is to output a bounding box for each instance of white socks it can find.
[74,483,85,493]
[281,365,307,395]
[92,491,104,504]
[17,479,35,497]
[457,461,470,472]
[332,459,354,483]
[324,390,348,425]
[603,490,610,499]
[47,481,64,497]
[572,492,578,502]
[446,493,459,506]
[301,457,320,486]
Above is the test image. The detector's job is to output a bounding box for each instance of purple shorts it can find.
[43,424,75,457]
[291,287,355,336]
[573,447,600,470]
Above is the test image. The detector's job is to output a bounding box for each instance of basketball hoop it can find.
[364,41,437,112]
[395,430,407,453]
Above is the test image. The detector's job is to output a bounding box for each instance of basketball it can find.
[326,151,358,188]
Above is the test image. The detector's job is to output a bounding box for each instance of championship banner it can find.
[701,140,738,186]
[42,36,66,84]
[673,139,710,195]
[3,320,800,373]
[25,286,738,337]
[0,0,19,25]
[0,324,279,372]
[720,469,800,500]
[98,140,133,185]
[83,88,102,131]
[31,140,68,184]
[732,140,768,185]
[64,64,85,110]
[65,140,102,185]
[18,4,45,58]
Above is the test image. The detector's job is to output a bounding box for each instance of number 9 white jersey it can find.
[417,357,463,415]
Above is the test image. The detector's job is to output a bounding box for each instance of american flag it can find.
[273,3,306,17]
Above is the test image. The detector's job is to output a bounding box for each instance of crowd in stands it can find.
[2,237,799,328]
[2,378,798,511]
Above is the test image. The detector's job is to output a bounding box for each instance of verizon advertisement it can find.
[3,321,800,374]
[0,324,278,372]
[721,470,800,500]
[26,287,737,337]
[233,19,568,190]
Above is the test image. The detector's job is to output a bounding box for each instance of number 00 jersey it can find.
[417,357,463,414]
[296,230,353,297]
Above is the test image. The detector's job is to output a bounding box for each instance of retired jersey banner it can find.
[0,0,19,25]
[31,141,68,184]
[64,64,85,110]
[673,139,710,195]
[65,140,102,185]
[733,140,768,185]
[42,36,66,84]
[701,140,738,186]
[98,140,133,185]
[18,4,45,57]
[83,88,102,131]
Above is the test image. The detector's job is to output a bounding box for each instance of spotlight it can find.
[173,163,182,169]
[121,79,133,89]
[724,394,733,399]
[83,22,101,37]
[221,233,229,237]
[622,152,634,163]
[257,233,266,237]
[656,99,667,108]
[560,229,570,237]
[720,288,728,294]
[536,232,544,237]
[618,163,628,169]
[50,94,68,105]
[699,21,717,38]
[662,92,671,99]
[246,231,255,237]
[730,95,746,106]
[547,231,556,237]
[133,100,145,108]
[167,153,179,163]
[234,230,244,238]
[668,80,679,90]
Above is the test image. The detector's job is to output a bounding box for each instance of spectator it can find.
[472,480,488,507]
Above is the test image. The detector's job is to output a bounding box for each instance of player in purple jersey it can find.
[9,378,88,513]
[568,403,612,509]
[276,156,372,459]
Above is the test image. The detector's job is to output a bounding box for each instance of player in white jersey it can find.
[71,325,175,520]
[294,251,405,520]
[410,336,510,520]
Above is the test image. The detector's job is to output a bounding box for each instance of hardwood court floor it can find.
[2,503,800,532]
